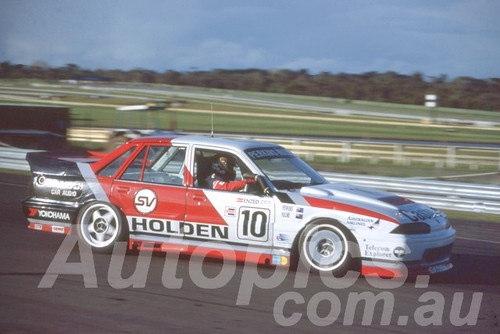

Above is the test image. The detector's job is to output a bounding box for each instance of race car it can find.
[22,136,456,277]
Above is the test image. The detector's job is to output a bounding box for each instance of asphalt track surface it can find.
[1,173,499,333]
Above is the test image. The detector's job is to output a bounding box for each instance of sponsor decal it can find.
[29,208,71,221]
[246,148,291,160]
[281,206,303,219]
[272,255,289,266]
[368,219,380,230]
[224,207,236,217]
[236,198,272,205]
[345,217,380,229]
[364,244,392,259]
[42,178,83,191]
[393,247,406,258]
[40,210,70,221]
[282,205,293,218]
[295,207,304,219]
[34,224,42,230]
[346,216,375,227]
[276,233,289,242]
[52,226,65,234]
[41,178,83,198]
[28,208,38,217]
[130,217,228,240]
[134,189,157,214]
[50,188,80,198]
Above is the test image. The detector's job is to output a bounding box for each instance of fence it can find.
[244,136,500,171]
[65,130,500,171]
[321,172,500,215]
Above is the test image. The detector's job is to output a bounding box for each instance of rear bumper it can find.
[22,197,79,234]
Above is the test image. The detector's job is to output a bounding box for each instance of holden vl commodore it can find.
[22,136,456,277]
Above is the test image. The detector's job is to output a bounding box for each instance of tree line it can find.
[1,62,499,111]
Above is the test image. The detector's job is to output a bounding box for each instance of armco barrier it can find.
[1,147,499,215]
[0,147,41,171]
[321,172,500,215]
[66,130,500,170]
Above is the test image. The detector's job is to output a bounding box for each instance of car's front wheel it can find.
[298,221,356,275]
[77,201,126,252]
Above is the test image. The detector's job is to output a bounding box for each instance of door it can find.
[185,147,275,247]
[111,144,188,237]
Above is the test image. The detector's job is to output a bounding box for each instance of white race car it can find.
[23,136,455,277]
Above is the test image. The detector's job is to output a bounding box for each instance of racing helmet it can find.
[212,155,236,182]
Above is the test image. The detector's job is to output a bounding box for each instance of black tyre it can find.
[77,201,127,252]
[298,221,357,275]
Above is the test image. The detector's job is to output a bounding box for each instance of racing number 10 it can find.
[238,208,270,242]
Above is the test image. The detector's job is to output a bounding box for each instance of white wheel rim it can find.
[303,224,348,271]
[80,203,119,248]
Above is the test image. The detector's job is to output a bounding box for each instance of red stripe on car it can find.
[304,196,399,224]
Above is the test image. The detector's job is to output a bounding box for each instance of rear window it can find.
[98,147,136,177]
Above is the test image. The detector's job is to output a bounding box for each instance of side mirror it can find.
[243,173,272,196]
[256,175,272,196]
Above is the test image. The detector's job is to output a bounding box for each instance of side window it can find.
[194,149,251,189]
[142,145,186,185]
[98,146,136,177]
[194,149,216,188]
[118,145,186,185]
[120,147,147,181]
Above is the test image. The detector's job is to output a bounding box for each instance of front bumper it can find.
[358,227,456,278]
[361,253,453,278]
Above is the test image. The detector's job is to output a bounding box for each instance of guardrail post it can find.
[446,146,456,168]
[339,142,351,163]
[394,144,403,165]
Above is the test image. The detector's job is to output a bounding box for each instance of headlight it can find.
[391,222,430,235]
[445,218,451,229]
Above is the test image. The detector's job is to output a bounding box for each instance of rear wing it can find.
[26,151,101,176]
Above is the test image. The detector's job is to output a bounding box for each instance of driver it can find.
[206,155,256,191]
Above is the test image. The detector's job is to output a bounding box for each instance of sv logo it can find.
[134,189,157,214]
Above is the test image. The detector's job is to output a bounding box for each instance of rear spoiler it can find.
[26,151,101,176]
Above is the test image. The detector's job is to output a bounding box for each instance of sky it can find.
[1,0,499,79]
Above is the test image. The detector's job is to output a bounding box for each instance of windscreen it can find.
[246,147,327,190]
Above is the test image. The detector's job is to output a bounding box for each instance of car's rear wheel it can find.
[299,222,356,275]
[77,201,126,252]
